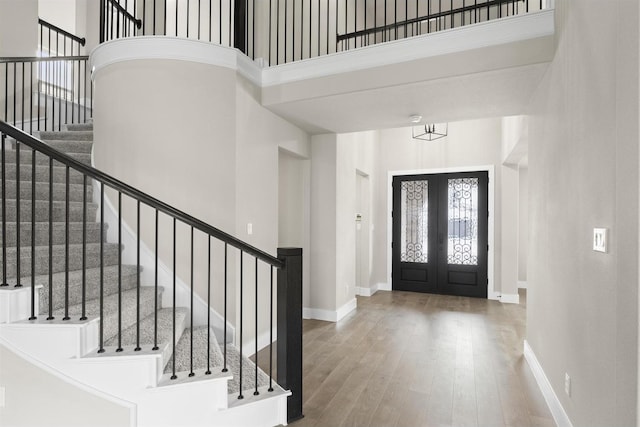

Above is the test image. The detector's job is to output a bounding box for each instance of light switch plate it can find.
[593,228,608,253]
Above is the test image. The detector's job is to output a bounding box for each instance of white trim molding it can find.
[356,284,379,297]
[523,340,573,427]
[499,293,520,304]
[518,280,528,289]
[303,298,357,322]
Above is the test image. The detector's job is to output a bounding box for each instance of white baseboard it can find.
[499,293,520,304]
[242,326,277,358]
[355,283,378,297]
[377,282,391,291]
[523,340,573,427]
[518,280,528,289]
[303,298,357,322]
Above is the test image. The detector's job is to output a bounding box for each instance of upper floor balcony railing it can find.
[101,0,549,66]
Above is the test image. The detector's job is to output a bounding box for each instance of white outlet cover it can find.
[593,228,608,253]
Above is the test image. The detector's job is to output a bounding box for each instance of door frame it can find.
[384,165,498,300]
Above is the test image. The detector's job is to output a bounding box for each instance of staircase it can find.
[0,122,290,426]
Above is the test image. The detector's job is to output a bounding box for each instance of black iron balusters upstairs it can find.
[0,120,302,416]
[1,56,91,134]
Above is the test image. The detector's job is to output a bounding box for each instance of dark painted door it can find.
[392,171,488,298]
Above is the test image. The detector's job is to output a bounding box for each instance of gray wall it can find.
[526,0,639,425]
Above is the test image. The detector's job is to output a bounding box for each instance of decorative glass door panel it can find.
[447,177,479,265]
[400,180,428,263]
[393,172,488,298]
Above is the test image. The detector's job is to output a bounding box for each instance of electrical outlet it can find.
[564,373,571,396]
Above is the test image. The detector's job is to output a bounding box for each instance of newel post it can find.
[277,247,303,423]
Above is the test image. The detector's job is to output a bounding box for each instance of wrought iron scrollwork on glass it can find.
[400,180,428,263]
[447,178,479,265]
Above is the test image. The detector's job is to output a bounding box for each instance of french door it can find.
[392,171,488,298]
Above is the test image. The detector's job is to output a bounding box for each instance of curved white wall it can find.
[91,38,310,347]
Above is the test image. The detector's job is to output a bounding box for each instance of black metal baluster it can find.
[252,0,256,59]
[29,62,33,135]
[154,0,158,34]
[269,0,272,64]
[98,182,104,353]
[47,158,54,320]
[209,0,212,42]
[171,217,177,379]
[164,0,168,35]
[14,139,21,287]
[189,226,195,377]
[222,243,228,372]
[80,175,87,321]
[4,64,7,124]
[153,209,159,351]
[135,200,141,351]
[238,249,244,399]
[63,166,70,319]
[1,134,7,288]
[268,265,273,391]
[176,0,179,36]
[326,0,330,54]
[205,235,211,375]
[254,257,259,396]
[383,0,387,41]
[300,0,304,60]
[29,148,36,319]
[318,0,321,55]
[187,0,190,37]
[12,63,16,128]
[21,62,24,131]
[284,0,288,62]
[116,192,123,352]
[276,0,280,63]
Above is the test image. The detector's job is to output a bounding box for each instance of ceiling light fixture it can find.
[411,120,448,142]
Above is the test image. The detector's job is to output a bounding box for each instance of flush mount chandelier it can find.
[410,115,448,141]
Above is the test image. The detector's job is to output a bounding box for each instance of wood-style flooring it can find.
[257,289,555,427]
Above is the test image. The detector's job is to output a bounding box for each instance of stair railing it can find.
[100,0,143,42]
[0,120,302,420]
[98,0,257,61]
[38,18,86,58]
[0,56,92,134]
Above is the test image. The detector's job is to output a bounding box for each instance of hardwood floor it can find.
[257,289,555,427]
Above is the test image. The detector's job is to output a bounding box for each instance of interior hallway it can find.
[261,289,554,427]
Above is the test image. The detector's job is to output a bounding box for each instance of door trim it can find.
[383,165,498,300]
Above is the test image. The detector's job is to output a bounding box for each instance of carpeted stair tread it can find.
[105,308,189,360]
[164,326,224,376]
[2,242,121,279]
[4,163,86,184]
[5,179,94,202]
[56,286,162,344]
[164,327,270,394]
[26,264,140,314]
[40,140,93,154]
[224,342,271,395]
[1,199,98,222]
[3,149,91,166]
[65,123,93,132]
[1,221,105,247]
[38,130,93,141]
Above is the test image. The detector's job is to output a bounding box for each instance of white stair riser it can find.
[0,286,41,323]
[0,319,98,359]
